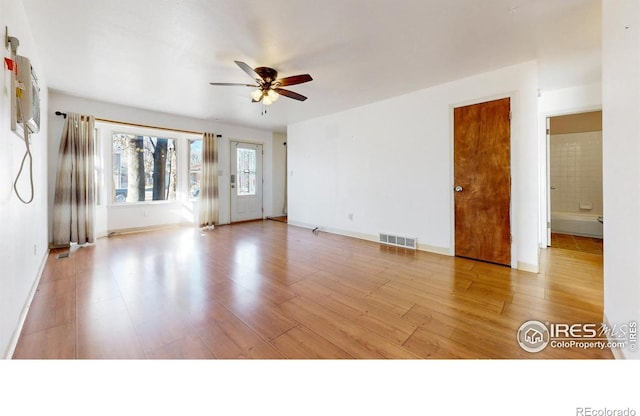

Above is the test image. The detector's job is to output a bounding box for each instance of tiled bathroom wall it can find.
[550,131,603,215]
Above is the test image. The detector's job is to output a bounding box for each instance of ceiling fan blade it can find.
[277,74,313,87]
[209,82,258,87]
[235,60,262,82]
[274,88,308,101]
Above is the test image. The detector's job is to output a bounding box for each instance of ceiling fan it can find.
[210,61,313,105]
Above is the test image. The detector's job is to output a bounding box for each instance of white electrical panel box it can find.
[12,55,40,134]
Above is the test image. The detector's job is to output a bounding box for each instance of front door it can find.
[453,97,511,266]
[230,141,263,222]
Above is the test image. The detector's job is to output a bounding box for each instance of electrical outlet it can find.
[348,213,353,221]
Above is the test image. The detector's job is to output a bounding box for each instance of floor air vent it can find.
[379,233,417,250]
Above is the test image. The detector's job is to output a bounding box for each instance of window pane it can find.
[237,148,256,196]
[112,134,177,203]
[189,139,202,198]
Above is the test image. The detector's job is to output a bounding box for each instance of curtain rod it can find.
[54,111,221,137]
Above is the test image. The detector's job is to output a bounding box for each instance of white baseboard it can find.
[287,221,450,257]
[603,314,627,360]
[417,243,450,256]
[5,249,49,359]
[517,261,539,273]
[288,221,540,270]
[106,223,185,236]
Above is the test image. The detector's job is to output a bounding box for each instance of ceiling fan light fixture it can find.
[251,89,263,101]
[263,95,273,106]
[267,89,279,102]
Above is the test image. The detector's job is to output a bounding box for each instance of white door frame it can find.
[539,106,601,248]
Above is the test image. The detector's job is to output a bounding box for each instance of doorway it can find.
[547,111,603,254]
[453,97,511,266]
[230,141,263,222]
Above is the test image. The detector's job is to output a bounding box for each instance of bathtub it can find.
[551,212,603,238]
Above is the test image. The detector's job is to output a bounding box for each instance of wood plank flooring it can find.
[13,221,613,359]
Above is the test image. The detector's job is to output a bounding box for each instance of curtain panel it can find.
[52,113,96,246]
[199,132,219,228]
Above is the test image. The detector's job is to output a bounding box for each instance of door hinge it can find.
[509,111,512,120]
[546,128,550,135]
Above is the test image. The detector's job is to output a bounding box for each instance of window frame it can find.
[97,121,201,208]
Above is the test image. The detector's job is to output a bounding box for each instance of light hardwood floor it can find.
[13,221,612,359]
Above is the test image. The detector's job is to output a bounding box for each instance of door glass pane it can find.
[237,148,256,196]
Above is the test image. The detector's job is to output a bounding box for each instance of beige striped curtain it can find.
[199,132,219,228]
[52,113,96,246]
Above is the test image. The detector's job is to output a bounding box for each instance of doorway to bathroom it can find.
[547,110,603,254]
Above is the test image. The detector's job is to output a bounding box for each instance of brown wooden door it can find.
[454,97,511,266]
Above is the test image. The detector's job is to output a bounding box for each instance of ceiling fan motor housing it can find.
[255,67,278,85]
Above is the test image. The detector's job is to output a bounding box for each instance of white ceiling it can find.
[22,0,601,133]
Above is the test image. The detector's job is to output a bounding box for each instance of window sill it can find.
[109,200,180,207]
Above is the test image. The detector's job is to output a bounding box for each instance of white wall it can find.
[48,92,278,235]
[0,0,49,358]
[288,61,539,271]
[272,132,287,217]
[602,0,640,359]
[539,84,603,115]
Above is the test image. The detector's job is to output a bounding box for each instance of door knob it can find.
[454,185,463,192]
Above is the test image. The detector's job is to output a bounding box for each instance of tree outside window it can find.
[112,134,177,203]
